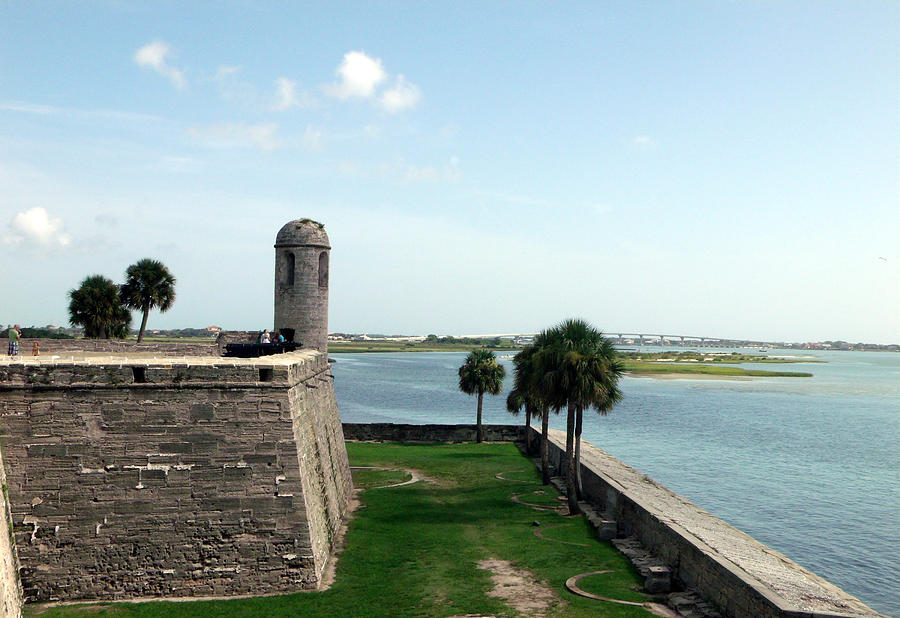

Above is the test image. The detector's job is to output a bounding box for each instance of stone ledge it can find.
[342,423,525,443]
[0,351,329,390]
[537,428,883,618]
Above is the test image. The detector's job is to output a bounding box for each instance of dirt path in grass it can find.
[351,466,436,488]
[477,558,557,617]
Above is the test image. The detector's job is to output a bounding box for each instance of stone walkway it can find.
[545,429,882,617]
[0,350,315,366]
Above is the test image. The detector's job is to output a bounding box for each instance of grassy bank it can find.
[623,361,812,377]
[34,442,656,617]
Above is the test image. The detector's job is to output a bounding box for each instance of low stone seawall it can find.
[17,338,219,358]
[0,447,23,617]
[536,427,881,618]
[0,350,352,604]
[342,423,525,443]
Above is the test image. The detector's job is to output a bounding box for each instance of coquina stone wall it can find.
[342,423,525,443]
[17,338,219,358]
[0,350,351,604]
[0,446,23,617]
[536,427,881,618]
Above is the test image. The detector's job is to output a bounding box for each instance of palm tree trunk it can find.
[575,404,583,500]
[524,404,533,454]
[137,306,150,343]
[541,406,550,485]
[476,390,484,443]
[565,400,579,515]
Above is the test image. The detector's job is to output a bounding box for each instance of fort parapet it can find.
[0,350,352,606]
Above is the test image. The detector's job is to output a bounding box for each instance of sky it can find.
[1,1,897,343]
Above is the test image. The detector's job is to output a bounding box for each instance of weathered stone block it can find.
[644,565,671,594]
[189,405,215,421]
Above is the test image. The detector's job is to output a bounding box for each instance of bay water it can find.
[331,348,899,616]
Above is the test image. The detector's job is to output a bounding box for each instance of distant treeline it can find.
[329,334,512,347]
[2,327,74,339]
[141,328,217,338]
[424,335,508,347]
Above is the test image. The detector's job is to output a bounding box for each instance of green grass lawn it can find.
[622,360,812,377]
[33,442,658,617]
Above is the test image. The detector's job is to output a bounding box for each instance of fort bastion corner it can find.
[0,220,352,613]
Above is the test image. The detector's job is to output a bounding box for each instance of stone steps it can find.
[544,472,722,618]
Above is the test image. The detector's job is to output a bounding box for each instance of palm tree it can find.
[506,345,553,484]
[68,275,132,339]
[119,259,176,343]
[533,319,624,514]
[458,348,506,443]
[505,388,531,452]
[572,335,623,498]
[506,347,536,454]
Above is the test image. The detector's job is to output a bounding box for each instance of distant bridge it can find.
[610,334,773,348]
[455,332,774,348]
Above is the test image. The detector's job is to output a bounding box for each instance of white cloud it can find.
[326,51,386,99]
[301,125,323,150]
[400,166,455,183]
[209,65,259,105]
[94,213,118,227]
[337,159,361,176]
[0,100,164,122]
[158,156,203,173]
[3,207,71,247]
[379,75,422,113]
[187,123,280,151]
[214,65,241,80]
[134,41,187,90]
[335,157,460,183]
[273,77,299,110]
[364,124,381,138]
[632,135,657,148]
[438,124,459,139]
[393,157,461,184]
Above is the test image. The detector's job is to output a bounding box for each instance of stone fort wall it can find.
[16,338,220,358]
[0,350,351,603]
[0,446,23,617]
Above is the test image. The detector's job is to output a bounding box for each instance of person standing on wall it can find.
[7,324,21,356]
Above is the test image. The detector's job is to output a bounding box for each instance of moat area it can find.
[39,442,660,617]
[332,348,900,616]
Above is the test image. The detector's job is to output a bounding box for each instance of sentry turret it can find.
[274,219,330,352]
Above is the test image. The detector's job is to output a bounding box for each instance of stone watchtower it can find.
[274,219,330,352]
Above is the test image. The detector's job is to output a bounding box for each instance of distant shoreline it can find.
[327,345,815,378]
[629,372,754,381]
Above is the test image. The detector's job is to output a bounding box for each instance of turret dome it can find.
[275,219,330,248]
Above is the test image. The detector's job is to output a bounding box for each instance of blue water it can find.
[331,348,900,616]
